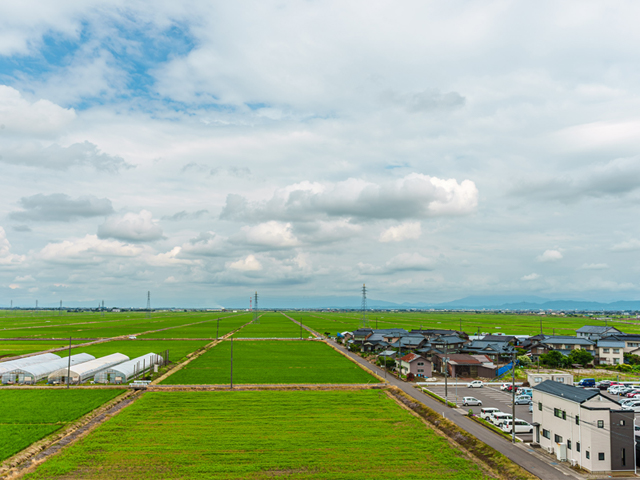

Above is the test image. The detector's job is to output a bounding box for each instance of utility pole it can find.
[59,300,62,316]
[216,318,220,340]
[360,284,369,328]
[444,342,449,406]
[66,336,72,389]
[252,292,259,324]
[511,349,516,443]
[146,291,151,319]
[230,337,234,389]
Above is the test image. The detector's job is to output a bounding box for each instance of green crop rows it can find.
[161,340,378,384]
[25,390,490,480]
[139,315,250,339]
[233,312,309,338]
[0,340,86,360]
[0,389,125,462]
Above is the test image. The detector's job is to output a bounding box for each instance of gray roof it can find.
[610,334,640,341]
[541,336,594,346]
[533,380,599,403]
[596,340,625,348]
[576,326,620,334]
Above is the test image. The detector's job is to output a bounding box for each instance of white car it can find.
[462,397,482,406]
[480,407,500,421]
[514,395,532,405]
[467,380,484,388]
[621,401,640,412]
[492,412,512,427]
[501,419,533,434]
[500,383,510,391]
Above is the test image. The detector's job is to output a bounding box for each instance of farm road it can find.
[332,342,584,480]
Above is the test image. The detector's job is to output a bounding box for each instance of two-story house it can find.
[576,326,623,341]
[532,380,634,474]
[595,339,625,365]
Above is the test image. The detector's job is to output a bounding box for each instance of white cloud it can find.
[221,173,478,222]
[380,222,422,243]
[581,263,609,270]
[0,85,75,135]
[38,234,144,265]
[0,227,25,265]
[521,273,541,281]
[611,239,640,252]
[97,210,163,242]
[227,254,262,272]
[181,232,229,257]
[536,250,563,262]
[239,221,299,248]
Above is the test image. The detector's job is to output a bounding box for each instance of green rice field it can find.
[0,340,85,359]
[161,340,378,384]
[233,312,309,338]
[24,390,491,480]
[138,314,250,339]
[0,389,125,462]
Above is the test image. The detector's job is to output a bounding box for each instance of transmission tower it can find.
[360,284,369,328]
[252,291,259,324]
[146,291,151,319]
[59,300,62,316]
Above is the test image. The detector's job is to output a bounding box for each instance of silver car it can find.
[462,396,482,406]
[514,395,532,405]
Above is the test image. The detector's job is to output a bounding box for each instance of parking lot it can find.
[422,383,533,442]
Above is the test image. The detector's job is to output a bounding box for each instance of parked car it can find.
[480,407,500,421]
[462,397,482,406]
[625,390,640,398]
[596,380,613,390]
[516,387,532,396]
[500,383,511,391]
[577,378,595,388]
[621,401,640,412]
[514,395,532,405]
[492,412,513,427]
[609,385,625,394]
[467,380,484,388]
[501,419,533,434]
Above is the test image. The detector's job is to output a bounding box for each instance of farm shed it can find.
[2,353,95,384]
[48,353,129,384]
[94,352,162,384]
[0,353,61,376]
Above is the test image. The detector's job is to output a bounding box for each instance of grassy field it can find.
[0,340,86,359]
[233,312,308,338]
[56,339,210,364]
[0,389,125,462]
[24,390,491,480]
[161,340,378,384]
[138,315,250,339]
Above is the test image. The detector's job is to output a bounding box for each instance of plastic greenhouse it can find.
[2,353,95,384]
[47,353,129,384]
[0,353,61,376]
[94,352,162,384]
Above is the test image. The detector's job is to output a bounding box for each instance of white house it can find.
[595,339,625,365]
[532,380,634,474]
[527,372,573,387]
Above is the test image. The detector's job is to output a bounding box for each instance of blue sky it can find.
[1,1,640,307]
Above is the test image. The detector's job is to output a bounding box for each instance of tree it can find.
[517,355,531,366]
[625,353,640,365]
[540,350,566,368]
[567,348,593,367]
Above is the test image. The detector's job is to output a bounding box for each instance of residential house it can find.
[525,336,595,363]
[532,380,634,474]
[527,373,574,387]
[396,353,431,378]
[595,339,625,365]
[607,334,640,355]
[576,326,623,341]
[459,340,514,363]
[433,353,496,378]
[430,334,468,352]
[388,334,428,351]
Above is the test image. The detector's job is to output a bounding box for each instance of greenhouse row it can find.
[1,353,95,384]
[94,353,164,384]
[0,352,61,376]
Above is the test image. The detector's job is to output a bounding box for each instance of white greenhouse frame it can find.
[1,353,95,384]
[47,353,129,384]
[94,352,162,384]
[0,353,61,376]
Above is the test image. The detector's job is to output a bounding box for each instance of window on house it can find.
[614,358,620,364]
[557,377,564,383]
[603,348,610,353]
[417,362,424,366]
[538,402,542,411]
[575,415,580,425]
[567,440,572,450]
[597,420,604,428]
[576,442,580,452]
[542,429,550,439]
[554,434,563,443]
[613,349,620,353]
[534,377,542,383]
[586,451,590,460]
[417,369,424,373]
[598,452,605,461]
[554,408,566,420]
[620,419,626,426]
[622,448,626,466]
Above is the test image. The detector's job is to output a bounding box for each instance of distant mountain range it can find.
[217,294,640,311]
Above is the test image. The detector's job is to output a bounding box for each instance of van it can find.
[501,419,534,434]
[516,387,532,396]
[577,378,595,388]
[480,407,500,421]
[492,412,512,427]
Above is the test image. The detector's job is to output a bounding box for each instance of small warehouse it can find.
[2,353,95,384]
[94,352,163,384]
[48,353,129,384]
[0,353,61,376]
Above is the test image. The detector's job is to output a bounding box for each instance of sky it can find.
[1,1,640,308]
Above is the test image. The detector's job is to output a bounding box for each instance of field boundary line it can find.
[0,389,137,480]
[151,319,253,385]
[322,338,387,384]
[147,383,387,391]
[280,312,319,338]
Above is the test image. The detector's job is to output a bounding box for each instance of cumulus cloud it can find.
[611,239,640,252]
[536,250,563,262]
[97,210,163,242]
[161,210,209,221]
[181,232,229,257]
[227,254,262,272]
[0,141,132,171]
[581,263,609,270]
[379,222,422,243]
[0,227,25,265]
[521,273,541,281]
[221,173,478,223]
[10,193,114,222]
[38,234,143,265]
[359,253,434,275]
[238,221,299,248]
[0,85,76,135]
[381,89,465,113]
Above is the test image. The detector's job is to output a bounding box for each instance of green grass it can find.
[233,312,308,338]
[25,390,491,479]
[0,389,125,462]
[56,340,210,364]
[161,340,378,384]
[0,340,85,359]
[138,315,250,339]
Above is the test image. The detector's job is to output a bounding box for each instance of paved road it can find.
[332,342,583,480]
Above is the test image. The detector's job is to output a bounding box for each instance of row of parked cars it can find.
[479,407,533,433]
